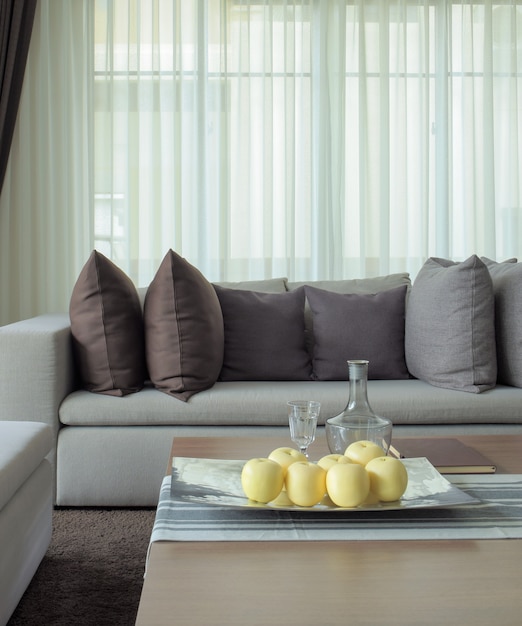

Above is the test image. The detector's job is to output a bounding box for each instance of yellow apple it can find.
[317,453,353,471]
[285,461,327,507]
[326,462,370,508]
[365,456,409,502]
[345,440,386,466]
[268,447,307,476]
[241,458,285,503]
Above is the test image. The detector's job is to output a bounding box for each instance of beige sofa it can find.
[0,253,521,507]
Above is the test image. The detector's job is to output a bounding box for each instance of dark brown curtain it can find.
[0,0,37,193]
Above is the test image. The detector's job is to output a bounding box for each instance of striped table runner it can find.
[150,473,522,542]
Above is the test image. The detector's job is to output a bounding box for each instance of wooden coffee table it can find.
[135,435,522,626]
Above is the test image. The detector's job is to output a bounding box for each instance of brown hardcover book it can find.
[389,438,496,474]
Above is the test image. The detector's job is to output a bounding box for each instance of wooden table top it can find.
[135,434,522,626]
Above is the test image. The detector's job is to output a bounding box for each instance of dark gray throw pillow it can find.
[405,255,496,393]
[214,286,312,381]
[287,273,411,356]
[304,284,409,380]
[70,250,146,396]
[143,250,224,401]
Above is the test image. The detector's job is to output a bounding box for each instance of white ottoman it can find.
[0,421,53,626]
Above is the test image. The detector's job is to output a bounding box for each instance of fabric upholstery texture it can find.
[305,284,409,380]
[143,249,224,401]
[286,274,412,293]
[482,257,522,388]
[0,421,53,625]
[58,380,522,428]
[213,277,288,293]
[405,255,497,393]
[0,421,52,511]
[287,273,412,355]
[69,250,146,396]
[0,460,52,625]
[214,285,312,381]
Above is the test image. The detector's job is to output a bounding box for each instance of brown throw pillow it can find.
[69,250,146,396]
[213,285,312,381]
[304,284,410,380]
[143,250,224,401]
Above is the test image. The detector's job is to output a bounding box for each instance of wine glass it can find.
[287,400,321,459]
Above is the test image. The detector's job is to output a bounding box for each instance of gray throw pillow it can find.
[70,250,146,396]
[405,255,496,393]
[143,250,224,401]
[304,284,410,380]
[481,257,522,388]
[214,285,312,381]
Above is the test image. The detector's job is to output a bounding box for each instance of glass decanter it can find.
[325,360,393,455]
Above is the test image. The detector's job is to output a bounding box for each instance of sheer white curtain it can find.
[93,0,522,286]
[1,0,521,325]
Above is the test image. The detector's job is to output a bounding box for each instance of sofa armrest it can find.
[0,314,76,449]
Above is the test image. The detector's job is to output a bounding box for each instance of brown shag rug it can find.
[7,508,156,626]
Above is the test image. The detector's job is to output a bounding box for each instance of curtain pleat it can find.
[0,0,37,192]
[0,0,93,325]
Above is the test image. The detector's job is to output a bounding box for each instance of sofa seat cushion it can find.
[58,380,522,428]
[0,421,52,511]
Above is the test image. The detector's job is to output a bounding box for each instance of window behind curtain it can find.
[93,0,522,285]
